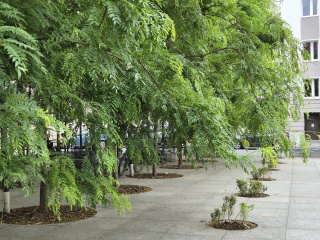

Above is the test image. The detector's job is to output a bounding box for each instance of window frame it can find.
[304,78,320,98]
[302,0,318,17]
[303,41,319,61]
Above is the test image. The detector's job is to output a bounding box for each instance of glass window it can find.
[304,41,318,60]
[314,42,318,59]
[304,79,320,97]
[303,0,318,16]
[303,0,311,16]
[315,79,319,96]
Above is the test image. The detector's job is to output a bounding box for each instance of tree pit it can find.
[234,193,270,198]
[0,205,96,225]
[206,220,258,230]
[160,165,204,169]
[127,173,183,179]
[118,185,152,194]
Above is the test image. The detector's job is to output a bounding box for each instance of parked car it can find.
[234,132,289,149]
[69,129,107,149]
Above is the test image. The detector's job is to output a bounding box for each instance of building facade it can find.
[279,0,320,141]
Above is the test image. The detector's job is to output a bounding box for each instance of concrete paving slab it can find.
[0,225,61,239]
[95,230,165,240]
[159,232,223,240]
[286,229,320,240]
[1,149,320,239]
[287,216,320,230]
[167,220,226,237]
[223,227,286,240]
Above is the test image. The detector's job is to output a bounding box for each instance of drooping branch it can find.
[185,47,232,58]
[185,46,259,101]
[98,5,108,29]
[106,51,124,62]
[201,4,220,12]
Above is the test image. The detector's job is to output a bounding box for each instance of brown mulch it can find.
[0,205,97,225]
[160,165,204,169]
[127,173,183,179]
[250,178,276,181]
[206,220,258,230]
[118,185,152,194]
[182,159,219,163]
[234,193,270,198]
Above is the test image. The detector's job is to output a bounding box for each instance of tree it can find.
[0,0,306,218]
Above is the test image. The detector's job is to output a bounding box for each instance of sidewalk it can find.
[1,150,320,240]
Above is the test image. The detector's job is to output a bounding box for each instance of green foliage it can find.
[236,179,267,197]
[250,167,271,180]
[0,0,308,218]
[260,147,279,168]
[249,180,267,197]
[239,202,255,224]
[236,179,248,195]
[210,208,222,224]
[211,194,237,223]
[211,195,255,224]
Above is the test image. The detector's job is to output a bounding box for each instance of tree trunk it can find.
[177,150,183,169]
[152,163,157,176]
[112,146,119,188]
[152,124,158,176]
[38,167,49,214]
[2,179,10,214]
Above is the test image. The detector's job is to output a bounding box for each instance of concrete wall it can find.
[301,16,319,40]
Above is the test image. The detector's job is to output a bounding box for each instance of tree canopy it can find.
[0,0,305,216]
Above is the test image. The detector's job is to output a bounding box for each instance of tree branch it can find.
[106,51,124,61]
[98,5,108,30]
[201,4,220,12]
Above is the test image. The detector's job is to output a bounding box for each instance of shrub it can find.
[236,179,267,197]
[236,179,248,195]
[210,194,237,223]
[250,167,271,180]
[210,208,222,223]
[210,196,255,225]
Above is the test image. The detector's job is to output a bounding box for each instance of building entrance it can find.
[305,113,320,140]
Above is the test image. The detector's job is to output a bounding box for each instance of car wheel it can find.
[234,142,243,149]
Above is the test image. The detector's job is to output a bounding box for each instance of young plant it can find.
[236,179,267,197]
[236,179,248,195]
[239,202,255,224]
[250,167,271,180]
[210,208,222,224]
[249,180,267,197]
[211,194,237,223]
[226,195,237,222]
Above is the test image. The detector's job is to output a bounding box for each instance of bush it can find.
[236,179,267,197]
[210,195,255,225]
[250,167,271,180]
[210,194,237,223]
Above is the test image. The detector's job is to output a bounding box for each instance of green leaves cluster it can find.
[0,0,305,218]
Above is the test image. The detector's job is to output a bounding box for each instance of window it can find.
[304,41,318,60]
[305,78,319,97]
[303,0,318,16]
